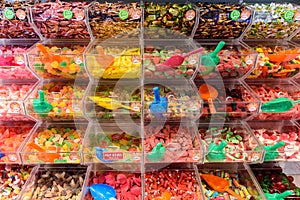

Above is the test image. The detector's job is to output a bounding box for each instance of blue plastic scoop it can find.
[87,184,117,200]
[33,90,53,117]
[149,87,168,118]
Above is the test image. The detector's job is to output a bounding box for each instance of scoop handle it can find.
[183,47,204,58]
[268,141,285,151]
[208,98,216,114]
[292,99,300,105]
[153,87,161,102]
[211,41,226,57]
[277,191,294,198]
[38,90,45,102]
[226,188,245,200]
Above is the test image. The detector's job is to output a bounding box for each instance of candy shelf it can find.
[30,1,90,39]
[20,122,87,164]
[26,39,89,80]
[243,40,300,79]
[197,163,265,200]
[83,122,142,164]
[194,3,252,40]
[84,39,142,80]
[247,120,300,162]
[87,1,141,40]
[144,122,203,163]
[195,41,257,80]
[198,121,263,163]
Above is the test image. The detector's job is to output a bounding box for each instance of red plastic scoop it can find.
[157,47,204,68]
[201,174,245,200]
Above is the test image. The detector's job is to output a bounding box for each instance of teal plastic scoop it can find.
[261,97,300,113]
[206,140,227,161]
[263,141,285,161]
[33,90,53,117]
[201,40,225,70]
[147,142,166,162]
[265,191,294,200]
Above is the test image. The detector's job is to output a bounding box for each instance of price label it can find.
[63,9,73,20]
[103,152,124,160]
[16,9,26,20]
[4,8,15,20]
[186,10,196,21]
[284,10,294,21]
[119,10,129,20]
[230,10,240,20]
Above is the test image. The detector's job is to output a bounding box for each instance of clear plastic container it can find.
[20,165,89,200]
[84,39,141,80]
[87,1,141,39]
[198,122,263,163]
[83,122,142,164]
[0,1,39,39]
[0,121,36,164]
[144,83,202,122]
[196,79,260,121]
[195,41,257,80]
[246,79,300,120]
[143,2,197,39]
[194,3,252,39]
[242,3,300,39]
[143,39,201,80]
[0,164,35,199]
[197,163,265,200]
[26,39,89,79]
[144,122,203,163]
[244,40,300,79]
[30,1,90,39]
[84,82,142,122]
[20,122,87,164]
[82,164,142,200]
[250,163,300,199]
[0,41,39,81]
[247,120,300,162]
[144,164,203,200]
[25,80,88,121]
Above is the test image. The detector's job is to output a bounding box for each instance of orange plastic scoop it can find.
[27,142,60,163]
[95,46,114,68]
[201,174,245,200]
[152,192,172,200]
[267,49,299,63]
[199,84,218,113]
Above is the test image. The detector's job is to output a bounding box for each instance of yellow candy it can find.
[53,107,59,113]
[59,102,66,108]
[69,63,77,72]
[50,61,59,69]
[45,141,52,147]
[51,102,58,107]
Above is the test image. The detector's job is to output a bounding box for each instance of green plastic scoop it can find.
[206,140,227,161]
[147,142,166,162]
[263,141,285,161]
[261,97,300,113]
[265,191,294,200]
[33,90,53,117]
[201,41,226,75]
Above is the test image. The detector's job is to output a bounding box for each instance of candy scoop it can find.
[33,90,53,117]
[147,142,166,162]
[198,83,218,113]
[149,87,168,118]
[201,174,245,200]
[156,47,204,68]
[87,184,117,200]
[261,97,300,113]
[27,142,60,163]
[265,191,294,200]
[206,140,227,161]
[267,49,299,63]
[152,192,172,200]
[263,141,285,161]
[88,96,138,111]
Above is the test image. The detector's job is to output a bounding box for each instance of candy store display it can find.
[0,164,33,199]
[84,166,142,200]
[195,3,252,39]
[243,3,300,39]
[20,123,87,164]
[0,0,38,39]
[144,165,202,200]
[197,163,263,200]
[144,123,202,163]
[85,39,141,79]
[244,41,300,79]
[246,79,300,120]
[198,122,263,163]
[143,2,197,39]
[84,83,141,121]
[25,81,87,121]
[196,80,260,121]
[144,84,201,121]
[195,42,257,79]
[87,1,141,39]
[83,123,142,164]
[20,165,88,200]
[27,41,88,79]
[0,121,36,163]
[251,163,300,199]
[143,40,200,80]
[31,1,89,39]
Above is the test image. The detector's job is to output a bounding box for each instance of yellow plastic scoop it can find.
[88,96,138,111]
[201,174,245,200]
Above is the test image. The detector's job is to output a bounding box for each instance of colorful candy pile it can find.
[85,171,142,200]
[23,127,83,163]
[247,45,300,78]
[145,169,201,199]
[0,122,34,163]
[0,165,32,199]
[30,43,86,79]
[199,170,256,200]
[86,46,141,79]
[198,126,261,162]
[144,45,198,79]
[144,124,201,162]
[197,48,256,79]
